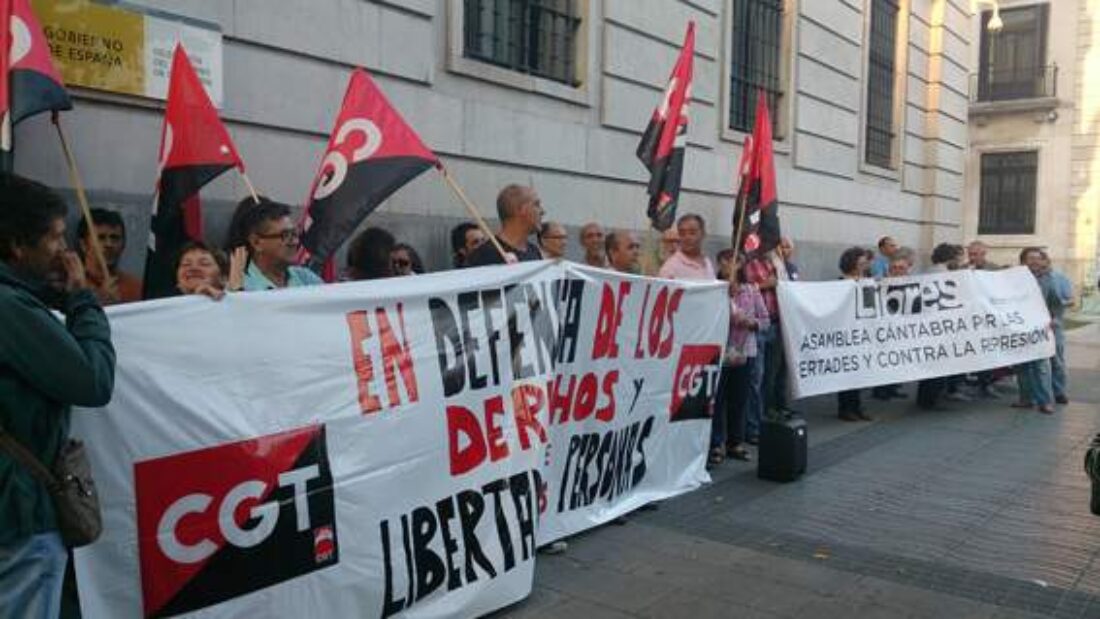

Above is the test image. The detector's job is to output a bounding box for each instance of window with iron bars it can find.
[729,0,784,134]
[463,0,582,87]
[979,151,1038,235]
[865,0,899,169]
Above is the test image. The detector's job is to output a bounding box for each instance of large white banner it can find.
[72,261,727,618]
[778,267,1056,399]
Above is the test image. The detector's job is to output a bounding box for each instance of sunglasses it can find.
[257,229,300,243]
[392,259,412,268]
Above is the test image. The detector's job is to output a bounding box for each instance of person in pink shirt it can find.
[658,214,715,281]
[710,250,769,466]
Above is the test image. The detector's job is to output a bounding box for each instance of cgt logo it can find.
[135,425,338,618]
[669,344,721,421]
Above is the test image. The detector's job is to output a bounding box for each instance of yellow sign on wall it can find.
[30,0,223,106]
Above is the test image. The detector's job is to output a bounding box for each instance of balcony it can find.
[970,65,1059,117]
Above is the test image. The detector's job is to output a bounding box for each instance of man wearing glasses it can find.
[239,198,324,291]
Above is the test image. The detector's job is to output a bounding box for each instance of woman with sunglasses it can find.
[391,243,425,276]
[227,197,323,291]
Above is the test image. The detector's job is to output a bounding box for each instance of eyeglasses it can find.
[392,259,412,269]
[257,229,300,243]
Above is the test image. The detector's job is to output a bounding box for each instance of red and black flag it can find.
[732,92,780,256]
[636,21,694,232]
[0,0,72,171]
[143,44,243,299]
[298,68,438,276]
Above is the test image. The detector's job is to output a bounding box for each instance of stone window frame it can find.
[858,0,910,180]
[446,0,595,106]
[719,0,798,152]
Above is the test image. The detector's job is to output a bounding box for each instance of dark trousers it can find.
[711,364,751,449]
[763,325,788,417]
[917,378,945,409]
[837,389,862,414]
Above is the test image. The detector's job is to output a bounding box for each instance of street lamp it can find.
[971,0,1004,32]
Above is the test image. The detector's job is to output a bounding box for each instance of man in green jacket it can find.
[0,174,115,618]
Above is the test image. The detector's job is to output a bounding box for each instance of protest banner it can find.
[71,261,727,618]
[778,266,1056,399]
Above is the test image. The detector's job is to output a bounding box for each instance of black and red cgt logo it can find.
[135,425,339,618]
[669,344,722,421]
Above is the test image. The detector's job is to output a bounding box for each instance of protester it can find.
[745,242,798,419]
[539,221,568,260]
[466,185,544,267]
[889,248,914,276]
[1011,247,1058,414]
[606,230,641,274]
[174,241,229,298]
[870,236,898,279]
[710,249,769,465]
[228,197,323,291]
[0,174,116,618]
[579,222,607,268]
[835,247,872,421]
[658,214,715,281]
[76,208,142,304]
[659,227,680,262]
[391,243,425,276]
[1040,249,1072,405]
[778,237,800,281]
[346,227,396,281]
[967,240,1000,270]
[450,222,485,269]
[916,243,966,409]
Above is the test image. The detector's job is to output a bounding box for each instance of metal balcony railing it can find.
[971,65,1058,103]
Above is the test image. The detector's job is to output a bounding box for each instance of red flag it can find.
[636,22,694,231]
[0,0,71,169]
[143,44,243,298]
[732,92,780,256]
[299,68,438,277]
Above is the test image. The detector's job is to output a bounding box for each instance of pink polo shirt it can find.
[658,250,716,281]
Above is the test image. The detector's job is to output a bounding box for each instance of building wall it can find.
[965,0,1100,291]
[13,0,971,280]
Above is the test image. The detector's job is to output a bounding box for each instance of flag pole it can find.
[237,169,261,204]
[51,113,113,293]
[438,166,509,261]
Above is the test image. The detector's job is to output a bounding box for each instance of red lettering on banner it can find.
[512,384,547,450]
[347,311,381,414]
[592,282,630,360]
[634,285,683,360]
[347,304,420,416]
[447,405,486,476]
[545,370,619,425]
[485,395,509,462]
[548,374,576,424]
[596,370,619,422]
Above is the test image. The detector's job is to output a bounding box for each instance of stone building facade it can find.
[14,0,972,279]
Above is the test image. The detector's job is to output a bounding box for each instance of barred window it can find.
[979,151,1037,235]
[865,0,900,169]
[463,0,581,86]
[729,0,783,133]
[977,5,1050,101]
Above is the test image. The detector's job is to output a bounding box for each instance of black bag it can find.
[0,431,102,547]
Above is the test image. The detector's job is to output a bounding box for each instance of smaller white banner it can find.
[778,267,1056,399]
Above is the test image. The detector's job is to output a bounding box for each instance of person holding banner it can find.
[233,198,324,291]
[466,185,545,267]
[346,227,396,281]
[0,175,115,618]
[539,222,568,260]
[916,243,968,410]
[606,230,642,274]
[658,214,715,280]
[837,247,873,421]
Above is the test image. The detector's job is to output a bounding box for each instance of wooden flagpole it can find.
[51,114,113,292]
[237,169,261,204]
[438,166,509,261]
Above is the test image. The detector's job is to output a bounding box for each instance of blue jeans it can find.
[0,533,68,619]
[745,340,765,439]
[1051,323,1067,399]
[1016,359,1053,407]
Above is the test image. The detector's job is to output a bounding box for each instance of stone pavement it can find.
[496,324,1100,618]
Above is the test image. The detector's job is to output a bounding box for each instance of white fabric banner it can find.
[778,267,1056,399]
[72,261,727,618]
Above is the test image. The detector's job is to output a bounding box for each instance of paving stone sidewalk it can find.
[496,324,1100,618]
